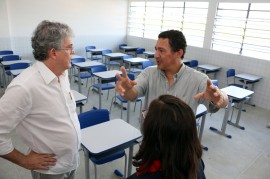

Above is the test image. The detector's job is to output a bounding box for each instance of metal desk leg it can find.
[209,100,232,138]
[227,100,245,130]
[127,145,134,177]
[78,67,82,93]
[127,101,131,123]
[83,147,90,179]
[198,115,208,151]
[108,57,111,70]
[98,78,102,109]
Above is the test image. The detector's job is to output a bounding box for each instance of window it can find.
[212,3,270,59]
[128,1,209,47]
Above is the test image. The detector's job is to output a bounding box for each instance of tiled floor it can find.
[0,73,270,179]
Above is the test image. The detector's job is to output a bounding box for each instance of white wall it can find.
[1,0,128,59]
[0,0,11,50]
[127,0,270,110]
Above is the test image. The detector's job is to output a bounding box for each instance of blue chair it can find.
[102,49,121,69]
[110,74,142,118]
[189,60,198,68]
[85,46,102,61]
[5,62,30,84]
[2,55,20,61]
[130,60,155,74]
[87,65,115,101]
[78,109,127,179]
[135,48,145,57]
[226,69,243,88]
[0,50,13,55]
[72,57,93,87]
[118,43,127,49]
[226,69,249,114]
[211,79,218,87]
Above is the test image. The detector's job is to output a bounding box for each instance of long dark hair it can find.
[133,95,202,179]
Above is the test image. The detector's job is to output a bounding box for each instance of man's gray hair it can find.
[31,20,73,61]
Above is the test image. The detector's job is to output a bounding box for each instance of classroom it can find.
[0,0,269,179]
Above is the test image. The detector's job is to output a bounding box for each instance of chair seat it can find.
[74,72,92,79]
[130,68,142,74]
[109,61,121,66]
[90,150,125,165]
[5,71,11,76]
[92,83,115,90]
[116,95,141,103]
[92,56,102,61]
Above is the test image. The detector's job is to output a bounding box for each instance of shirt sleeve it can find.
[134,68,151,98]
[0,84,32,155]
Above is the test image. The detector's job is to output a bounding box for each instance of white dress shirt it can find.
[0,61,81,174]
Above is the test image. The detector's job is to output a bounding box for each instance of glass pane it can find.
[212,43,240,54]
[146,2,163,7]
[128,29,144,37]
[249,11,270,19]
[130,2,145,7]
[164,2,184,7]
[185,2,209,9]
[244,36,270,47]
[213,33,243,43]
[242,47,269,60]
[217,10,247,18]
[144,30,160,39]
[162,26,182,32]
[215,18,246,28]
[185,8,208,16]
[246,20,270,31]
[163,7,184,15]
[218,3,249,10]
[245,29,270,39]
[250,3,270,10]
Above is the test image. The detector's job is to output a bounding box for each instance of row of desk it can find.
[0,57,32,87]
[74,91,209,179]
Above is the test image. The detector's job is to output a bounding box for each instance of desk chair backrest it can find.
[123,55,133,59]
[85,46,96,52]
[142,60,155,69]
[102,49,112,55]
[91,65,107,73]
[116,73,135,82]
[2,55,20,61]
[10,63,30,70]
[71,57,85,65]
[226,69,243,88]
[78,109,127,179]
[71,57,86,72]
[136,48,145,55]
[226,69,236,78]
[0,50,13,55]
[78,109,109,129]
[91,65,115,83]
[119,44,127,49]
[189,60,198,68]
[211,80,218,87]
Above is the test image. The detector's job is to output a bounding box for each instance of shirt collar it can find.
[159,63,186,80]
[35,61,66,84]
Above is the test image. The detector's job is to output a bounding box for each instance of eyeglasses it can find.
[141,109,148,119]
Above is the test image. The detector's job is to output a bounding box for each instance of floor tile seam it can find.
[235,149,265,179]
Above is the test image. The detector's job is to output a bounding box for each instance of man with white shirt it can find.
[0,20,80,179]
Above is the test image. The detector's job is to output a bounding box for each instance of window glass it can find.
[128,1,209,47]
[212,2,270,60]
